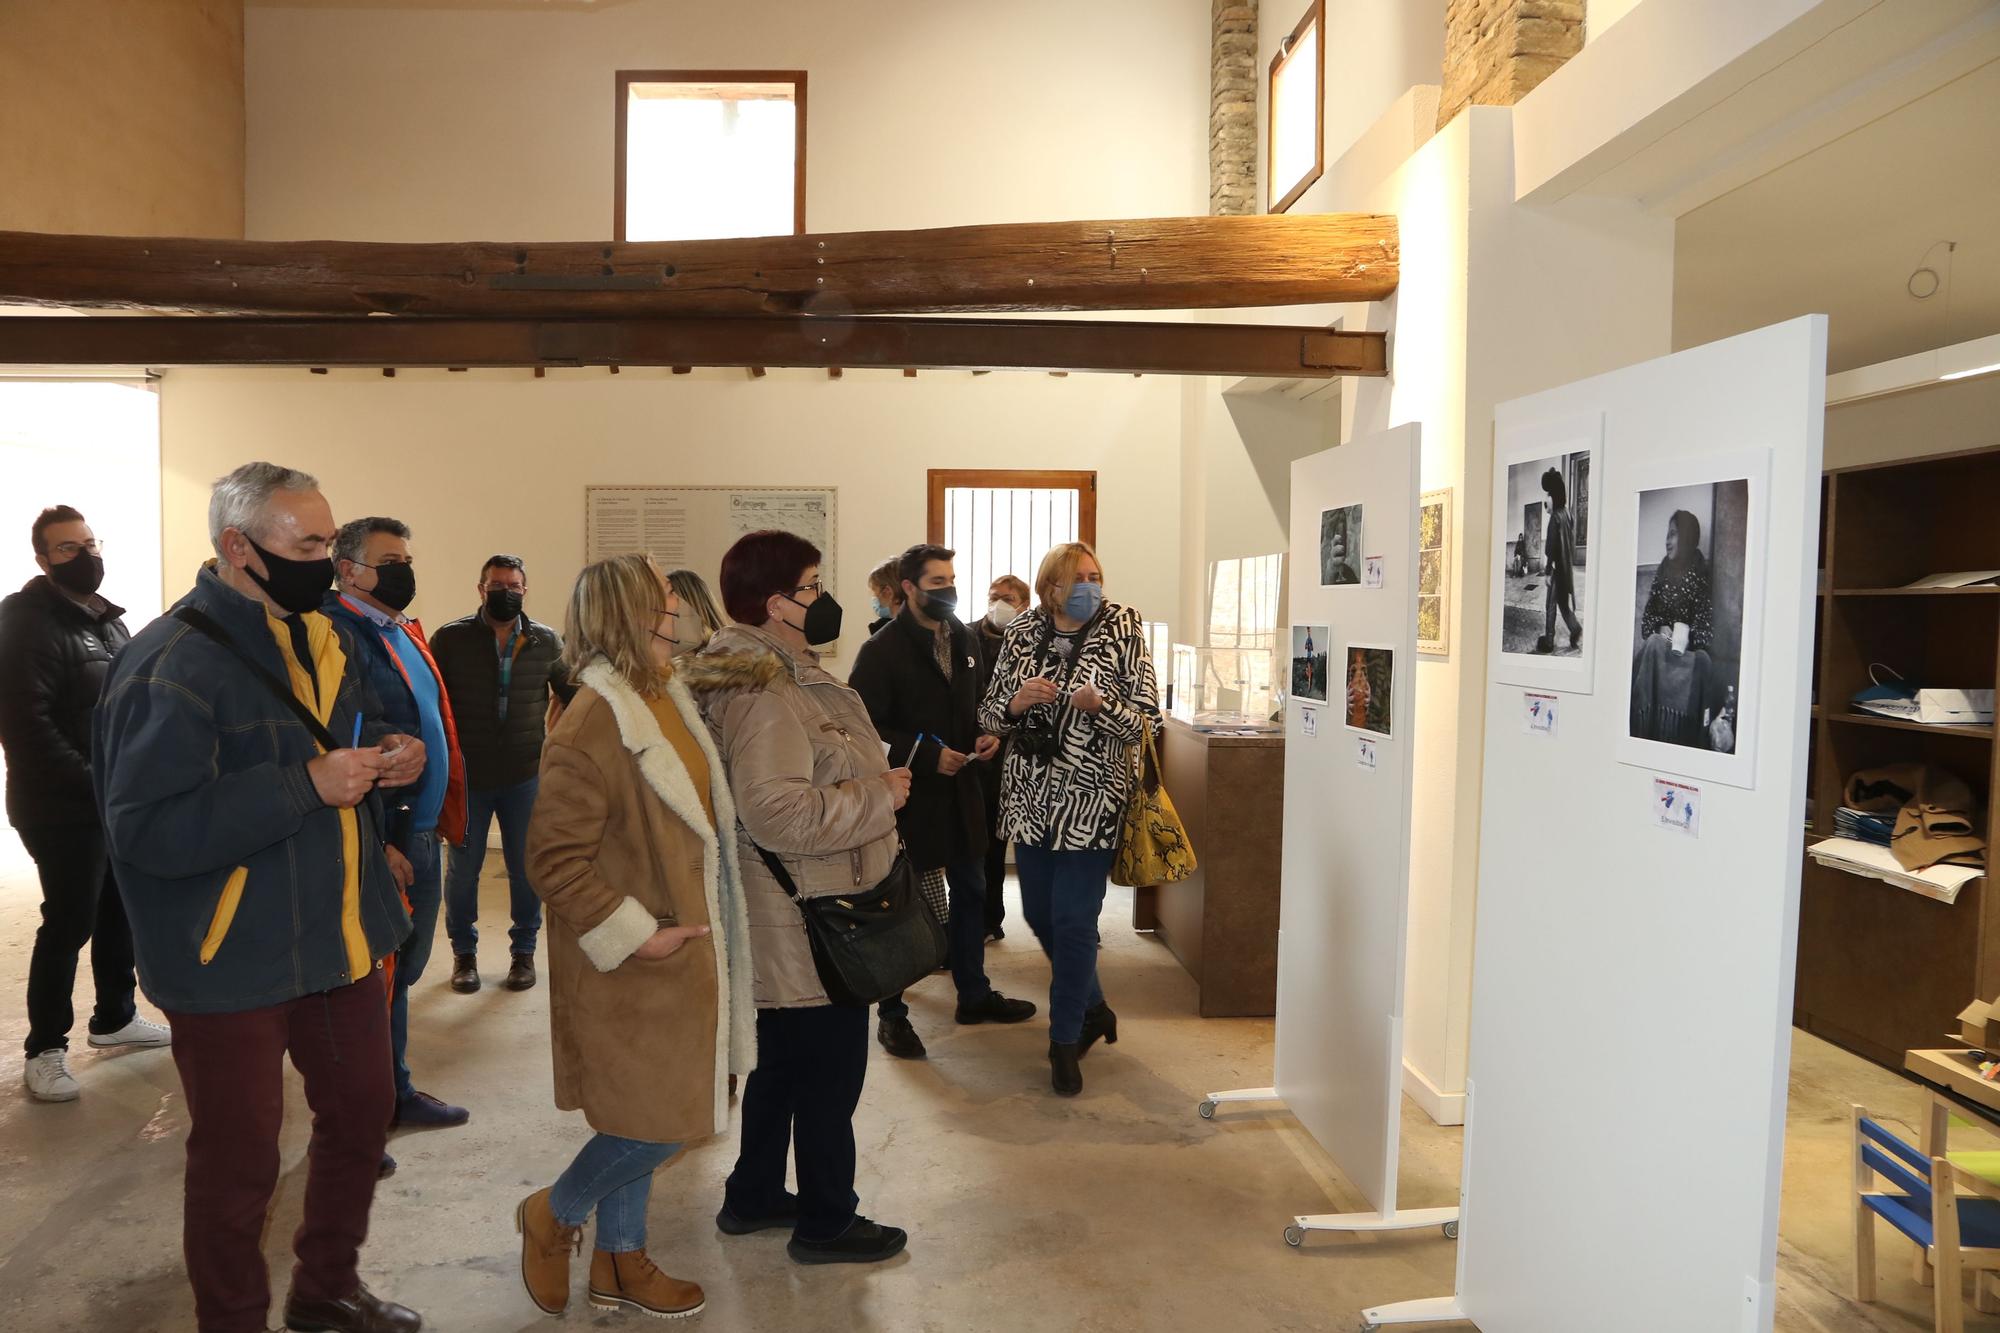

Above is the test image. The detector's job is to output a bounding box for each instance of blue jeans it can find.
[879,853,993,1021]
[444,777,543,956]
[389,830,442,1100]
[550,1133,683,1253]
[1014,842,1113,1044]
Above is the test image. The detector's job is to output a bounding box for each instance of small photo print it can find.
[1344,644,1394,738]
[1319,504,1365,586]
[1291,624,1330,704]
[1629,478,1749,757]
[1499,451,1591,660]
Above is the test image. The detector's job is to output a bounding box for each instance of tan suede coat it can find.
[683,623,900,1009]
[525,660,756,1144]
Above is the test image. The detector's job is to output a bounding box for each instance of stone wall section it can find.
[1211,1,1258,215]
[1438,0,1582,129]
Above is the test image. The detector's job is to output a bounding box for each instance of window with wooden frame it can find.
[615,70,807,241]
[925,470,1098,605]
[1267,1,1324,214]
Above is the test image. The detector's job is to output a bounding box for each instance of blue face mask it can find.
[1064,581,1104,621]
[871,598,893,622]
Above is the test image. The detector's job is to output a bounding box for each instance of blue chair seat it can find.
[1866,1193,2000,1250]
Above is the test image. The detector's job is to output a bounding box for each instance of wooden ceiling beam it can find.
[0,314,1387,379]
[0,213,1397,318]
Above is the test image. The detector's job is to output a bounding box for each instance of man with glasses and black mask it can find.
[325,518,471,1160]
[431,554,574,996]
[1,505,166,1103]
[850,544,1036,1060]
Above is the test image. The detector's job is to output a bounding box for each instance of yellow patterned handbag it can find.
[1111,726,1197,886]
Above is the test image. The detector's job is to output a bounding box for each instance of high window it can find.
[615,71,806,241]
[926,469,1098,605]
[1267,1,1324,214]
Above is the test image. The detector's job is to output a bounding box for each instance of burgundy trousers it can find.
[164,973,393,1333]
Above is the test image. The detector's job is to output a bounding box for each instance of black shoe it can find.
[876,1016,926,1059]
[1078,1002,1119,1057]
[786,1217,908,1266]
[283,1281,421,1332]
[393,1089,470,1129]
[1533,634,1556,655]
[716,1193,800,1236]
[954,990,1037,1025]
[448,953,479,994]
[504,952,536,992]
[985,926,1005,943]
[1049,1041,1082,1097]
[378,1152,397,1180]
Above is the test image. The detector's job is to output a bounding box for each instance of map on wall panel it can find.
[585,485,838,629]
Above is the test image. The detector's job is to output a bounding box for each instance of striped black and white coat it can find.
[977,603,1162,852]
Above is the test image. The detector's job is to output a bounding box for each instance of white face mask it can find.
[987,600,1020,629]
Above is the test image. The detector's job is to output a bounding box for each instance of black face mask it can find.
[246,537,335,616]
[782,591,844,645]
[484,587,524,622]
[358,561,416,613]
[919,586,959,619]
[49,552,105,598]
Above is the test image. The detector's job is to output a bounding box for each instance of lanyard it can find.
[497,622,521,718]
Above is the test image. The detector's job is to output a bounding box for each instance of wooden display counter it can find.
[1132,718,1284,1017]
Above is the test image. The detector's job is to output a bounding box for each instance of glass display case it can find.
[1168,642,1284,731]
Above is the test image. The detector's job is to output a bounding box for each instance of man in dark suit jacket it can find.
[849,544,1036,1059]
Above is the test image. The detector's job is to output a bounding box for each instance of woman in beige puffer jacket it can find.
[682,529,913,1267]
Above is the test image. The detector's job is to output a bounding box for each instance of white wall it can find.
[244,0,1209,239]
[1824,373,2000,471]
[159,368,1182,663]
[178,0,1214,650]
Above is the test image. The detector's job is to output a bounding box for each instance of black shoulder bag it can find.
[749,840,946,1007]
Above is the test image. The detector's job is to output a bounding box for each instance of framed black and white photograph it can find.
[1291,623,1330,703]
[1319,503,1363,586]
[1615,448,1769,788]
[1490,412,1602,693]
[1343,643,1394,738]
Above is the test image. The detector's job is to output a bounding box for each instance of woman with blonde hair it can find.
[514,552,755,1318]
[666,567,726,650]
[978,541,1160,1096]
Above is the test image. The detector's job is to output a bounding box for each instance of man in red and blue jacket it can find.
[325,516,470,1144]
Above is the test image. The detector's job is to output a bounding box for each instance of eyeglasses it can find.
[792,579,824,597]
[49,540,104,558]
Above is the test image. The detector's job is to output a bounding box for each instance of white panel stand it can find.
[1199,424,1458,1257]
[1366,317,1827,1332]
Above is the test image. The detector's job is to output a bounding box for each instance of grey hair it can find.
[333,516,412,567]
[208,462,320,557]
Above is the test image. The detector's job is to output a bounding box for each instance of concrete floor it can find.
[0,828,1987,1332]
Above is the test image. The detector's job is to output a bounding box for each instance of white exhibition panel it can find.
[1278,422,1421,1215]
[1455,317,1827,1332]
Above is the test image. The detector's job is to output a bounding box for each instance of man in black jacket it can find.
[0,505,167,1102]
[850,544,1035,1059]
[430,554,574,995]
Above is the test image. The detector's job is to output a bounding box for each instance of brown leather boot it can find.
[514,1186,581,1315]
[587,1249,706,1319]
[504,952,536,991]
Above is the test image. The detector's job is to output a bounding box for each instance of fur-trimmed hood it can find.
[680,623,796,696]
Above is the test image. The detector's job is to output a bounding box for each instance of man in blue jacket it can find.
[95,463,427,1333]
[326,516,471,1146]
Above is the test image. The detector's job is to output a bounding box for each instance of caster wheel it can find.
[1443,1220,1460,1239]
[1361,1324,1380,1332]
[1198,1100,1217,1120]
[1283,1225,1305,1248]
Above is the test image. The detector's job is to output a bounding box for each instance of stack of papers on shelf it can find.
[1833,806,1896,846]
[1903,571,2000,589]
[1810,836,1984,905]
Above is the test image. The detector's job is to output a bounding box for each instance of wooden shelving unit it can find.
[1795,444,2000,1068]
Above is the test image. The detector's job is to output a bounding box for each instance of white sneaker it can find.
[87,1017,172,1049]
[23,1050,81,1102]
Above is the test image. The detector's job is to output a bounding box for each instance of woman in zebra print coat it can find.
[978,542,1161,1096]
